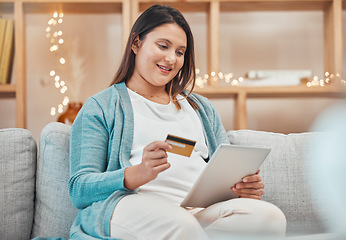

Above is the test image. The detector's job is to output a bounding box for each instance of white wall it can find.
[0,10,345,141]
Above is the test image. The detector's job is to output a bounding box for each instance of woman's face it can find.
[130,23,187,90]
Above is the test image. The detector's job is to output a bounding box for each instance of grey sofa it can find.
[0,122,330,239]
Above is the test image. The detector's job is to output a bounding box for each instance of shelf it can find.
[23,1,124,14]
[0,84,16,93]
[194,84,345,130]
[194,84,346,98]
[138,1,210,12]
[219,0,332,12]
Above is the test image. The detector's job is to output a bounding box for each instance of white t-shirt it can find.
[127,88,208,205]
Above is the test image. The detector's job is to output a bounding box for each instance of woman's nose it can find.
[165,51,176,65]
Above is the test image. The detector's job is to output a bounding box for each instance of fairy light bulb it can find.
[58,104,64,113]
[63,96,69,106]
[60,86,68,94]
[50,107,56,116]
[59,58,65,64]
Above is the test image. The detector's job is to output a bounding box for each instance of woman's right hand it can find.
[124,141,172,190]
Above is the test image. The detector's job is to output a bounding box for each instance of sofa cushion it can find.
[0,128,37,240]
[227,130,325,236]
[31,122,78,239]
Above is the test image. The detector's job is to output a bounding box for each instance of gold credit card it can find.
[165,134,196,157]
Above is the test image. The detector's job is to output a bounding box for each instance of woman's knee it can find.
[261,201,287,235]
[239,199,287,236]
[200,198,286,236]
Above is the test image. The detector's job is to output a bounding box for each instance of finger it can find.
[153,162,171,174]
[144,141,172,152]
[242,174,262,183]
[142,157,169,169]
[232,187,264,196]
[235,182,265,190]
[143,149,168,160]
[239,193,262,200]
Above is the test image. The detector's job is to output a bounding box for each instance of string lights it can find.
[195,69,243,88]
[306,72,345,87]
[46,11,69,116]
[196,69,345,88]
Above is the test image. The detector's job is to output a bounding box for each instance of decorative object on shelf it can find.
[0,18,14,85]
[57,102,83,125]
[305,72,345,88]
[243,70,312,86]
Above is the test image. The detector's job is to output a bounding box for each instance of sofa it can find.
[0,120,338,240]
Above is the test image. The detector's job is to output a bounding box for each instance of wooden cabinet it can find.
[0,0,344,129]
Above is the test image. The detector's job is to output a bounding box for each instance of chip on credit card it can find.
[165,134,196,157]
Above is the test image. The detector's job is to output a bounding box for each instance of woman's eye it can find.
[158,44,168,49]
[176,51,185,56]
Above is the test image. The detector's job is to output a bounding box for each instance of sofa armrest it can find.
[0,128,37,240]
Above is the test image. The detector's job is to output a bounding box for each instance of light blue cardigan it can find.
[68,82,230,239]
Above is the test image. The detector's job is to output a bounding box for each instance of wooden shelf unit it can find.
[132,0,344,129]
[0,0,130,128]
[0,0,344,129]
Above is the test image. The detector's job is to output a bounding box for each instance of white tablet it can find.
[180,144,271,208]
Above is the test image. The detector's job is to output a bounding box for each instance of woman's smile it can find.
[157,64,172,74]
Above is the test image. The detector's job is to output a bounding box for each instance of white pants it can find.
[110,193,286,240]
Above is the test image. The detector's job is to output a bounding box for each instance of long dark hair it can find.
[110,4,197,109]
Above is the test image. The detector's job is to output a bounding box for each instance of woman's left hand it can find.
[231,169,264,200]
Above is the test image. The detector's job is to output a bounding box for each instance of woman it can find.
[68,5,286,239]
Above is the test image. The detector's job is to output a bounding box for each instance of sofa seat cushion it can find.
[227,130,325,236]
[0,128,37,240]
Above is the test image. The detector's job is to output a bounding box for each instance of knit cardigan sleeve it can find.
[68,97,128,209]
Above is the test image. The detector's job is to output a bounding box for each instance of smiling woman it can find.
[126,23,187,105]
[68,4,286,240]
